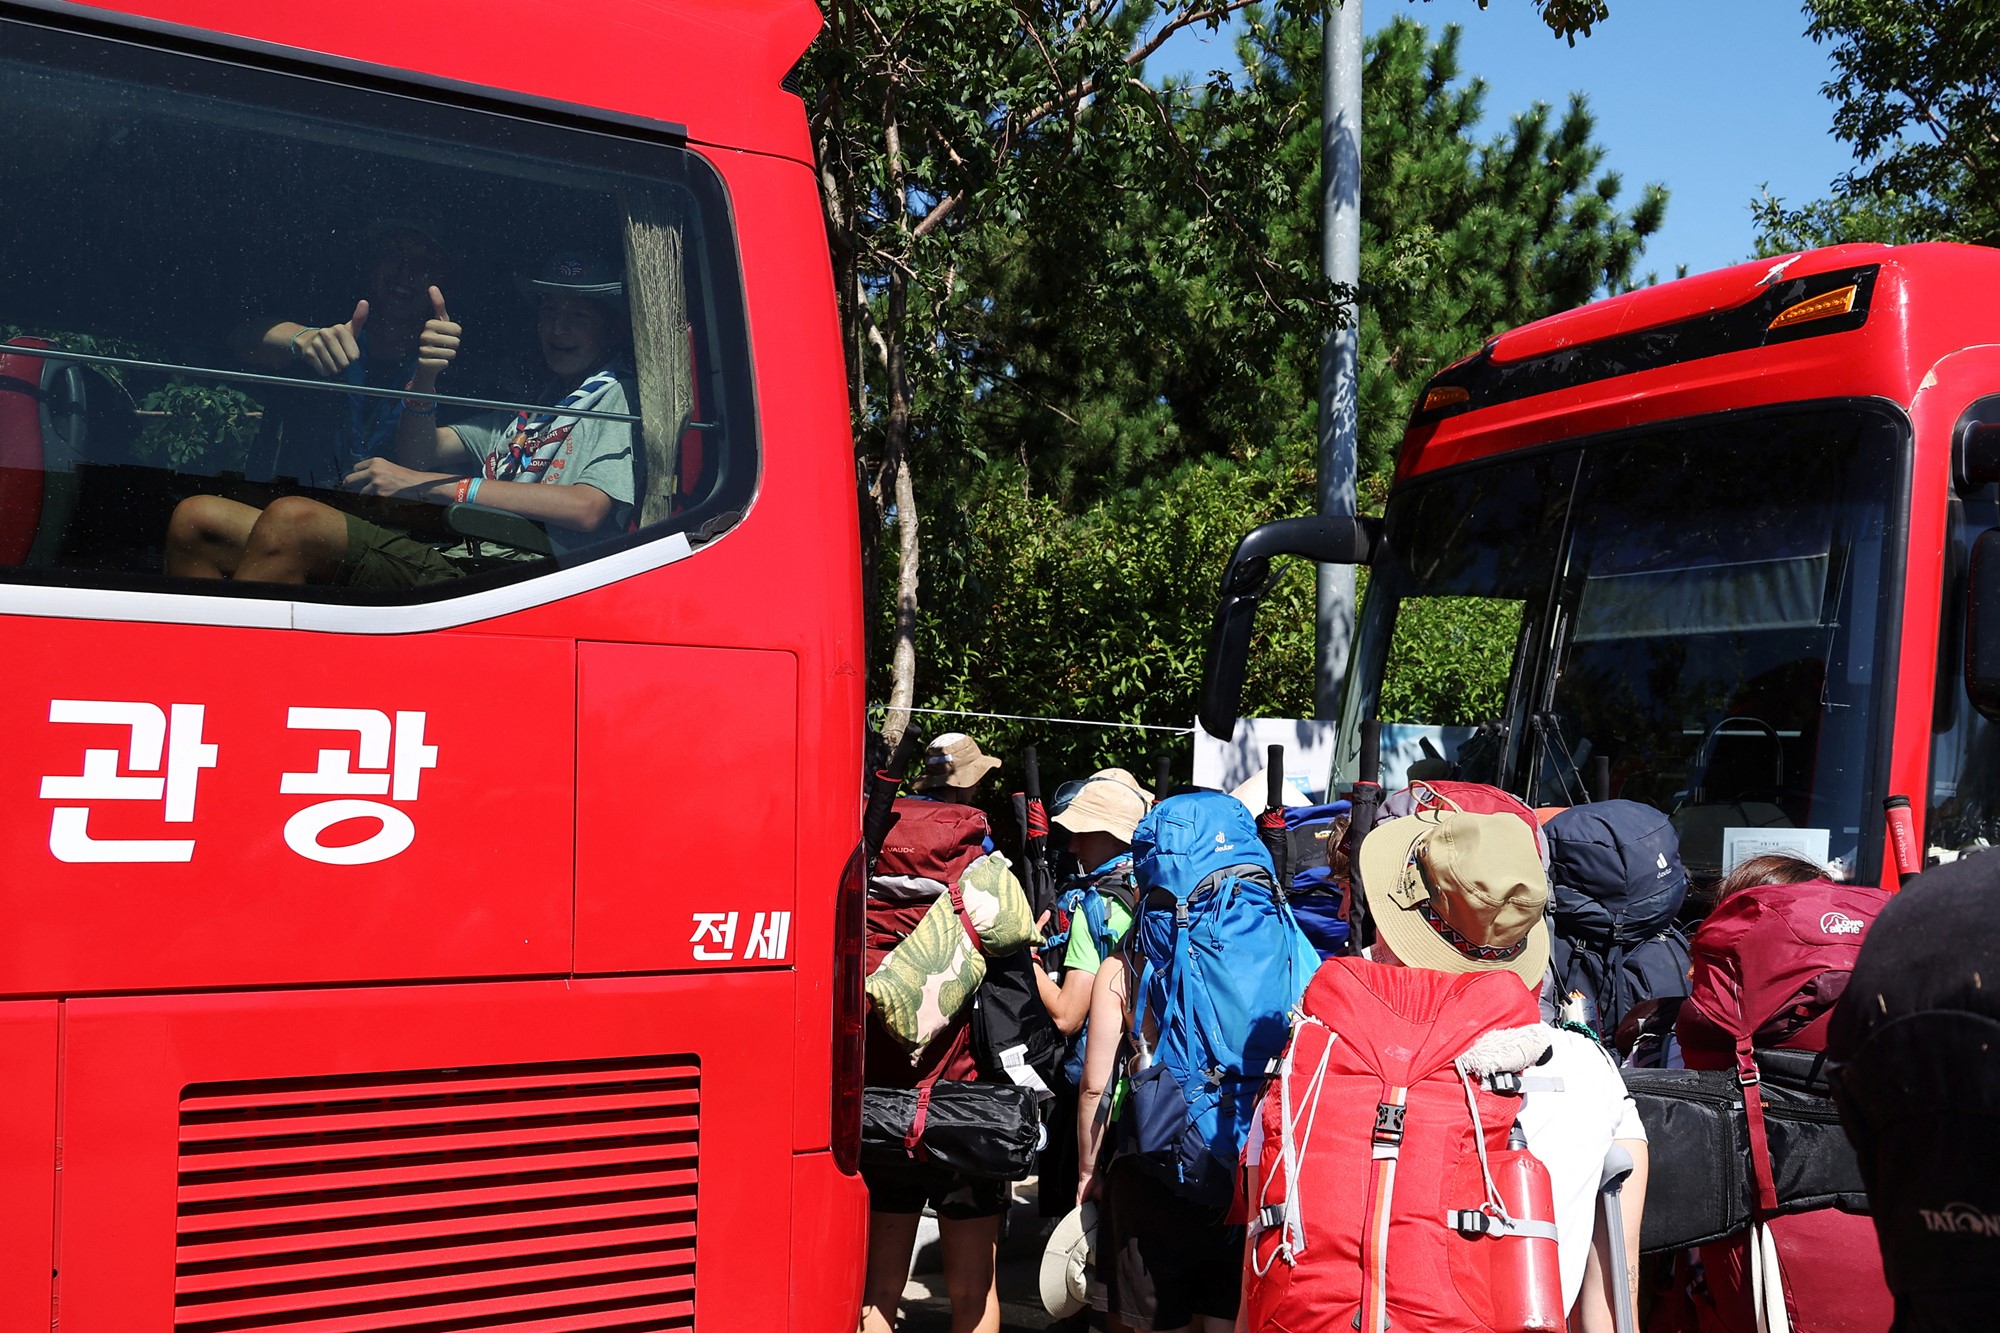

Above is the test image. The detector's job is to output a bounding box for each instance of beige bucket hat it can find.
[1051,768,1154,843]
[1357,808,1552,985]
[1040,1202,1097,1317]
[914,732,1002,791]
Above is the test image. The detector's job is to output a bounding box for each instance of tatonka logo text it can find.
[1920,1203,2000,1237]
[1820,911,1865,936]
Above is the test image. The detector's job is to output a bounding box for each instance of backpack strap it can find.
[1251,1016,1335,1276]
[1737,1037,1782,1216]
[945,879,985,955]
[1359,1085,1410,1333]
[904,1019,974,1154]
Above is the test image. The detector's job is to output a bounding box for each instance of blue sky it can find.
[1146,0,1856,282]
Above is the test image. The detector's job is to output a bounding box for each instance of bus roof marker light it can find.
[1420,384,1471,414]
[1768,284,1859,332]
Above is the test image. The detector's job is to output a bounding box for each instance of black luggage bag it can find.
[1623,1046,1868,1252]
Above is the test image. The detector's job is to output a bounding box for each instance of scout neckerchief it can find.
[486,361,628,483]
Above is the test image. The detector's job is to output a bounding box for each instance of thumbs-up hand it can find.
[293,299,369,378]
[412,286,461,388]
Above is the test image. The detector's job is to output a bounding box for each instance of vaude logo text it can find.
[1820,911,1865,936]
[1920,1203,2000,1237]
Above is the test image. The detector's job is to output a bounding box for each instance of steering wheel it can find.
[1678,715,1785,810]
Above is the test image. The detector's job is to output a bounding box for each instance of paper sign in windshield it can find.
[1721,825,1831,874]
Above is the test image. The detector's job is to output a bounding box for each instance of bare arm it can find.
[1075,955,1130,1207]
[1570,1137,1648,1333]
[230,299,370,375]
[390,285,470,472]
[1038,964,1096,1037]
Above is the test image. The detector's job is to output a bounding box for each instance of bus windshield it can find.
[1339,403,1906,878]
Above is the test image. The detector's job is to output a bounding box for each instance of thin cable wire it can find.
[867,703,1195,735]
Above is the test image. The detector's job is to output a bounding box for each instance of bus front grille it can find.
[172,1054,701,1331]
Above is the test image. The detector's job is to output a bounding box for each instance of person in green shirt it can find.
[1032,768,1153,1033]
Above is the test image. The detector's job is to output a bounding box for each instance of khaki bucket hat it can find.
[1357,809,1552,985]
[1051,768,1154,842]
[914,733,1002,791]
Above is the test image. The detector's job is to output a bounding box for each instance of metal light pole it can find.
[1315,0,1362,719]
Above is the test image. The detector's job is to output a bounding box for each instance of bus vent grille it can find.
[173,1054,700,1332]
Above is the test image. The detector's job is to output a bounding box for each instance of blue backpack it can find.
[1282,800,1352,958]
[1120,791,1320,1205]
[1049,860,1136,1087]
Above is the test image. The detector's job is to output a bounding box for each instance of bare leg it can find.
[938,1213,1000,1333]
[164,494,262,579]
[860,1210,921,1333]
[232,495,351,585]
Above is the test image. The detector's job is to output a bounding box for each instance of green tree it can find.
[893,13,1666,781]
[809,0,1624,751]
[1754,0,2000,252]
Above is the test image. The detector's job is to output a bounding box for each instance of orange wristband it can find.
[454,478,471,504]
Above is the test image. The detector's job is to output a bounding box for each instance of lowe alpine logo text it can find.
[1820,911,1866,937]
[1920,1203,2000,1238]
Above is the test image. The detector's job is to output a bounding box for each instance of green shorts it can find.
[336,513,467,589]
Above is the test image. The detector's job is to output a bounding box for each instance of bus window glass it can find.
[0,19,754,606]
[1337,454,1575,790]
[1548,408,1901,878]
[1930,493,2000,863]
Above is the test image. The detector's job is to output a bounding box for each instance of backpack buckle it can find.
[1174,902,1191,926]
[1449,1208,1497,1237]
[1372,1102,1406,1146]
[1484,1071,1523,1095]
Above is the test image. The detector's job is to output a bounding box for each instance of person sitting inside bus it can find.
[164,250,637,587]
[224,218,451,492]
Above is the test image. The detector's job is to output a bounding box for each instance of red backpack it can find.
[1672,880,1893,1333]
[1246,959,1565,1333]
[1379,781,1551,868]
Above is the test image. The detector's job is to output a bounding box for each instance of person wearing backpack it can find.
[1652,877,1895,1333]
[1828,853,2000,1332]
[1542,801,1694,1058]
[1076,791,1318,1333]
[1032,768,1153,1035]
[859,792,1012,1333]
[1029,768,1150,1228]
[1246,804,1649,1333]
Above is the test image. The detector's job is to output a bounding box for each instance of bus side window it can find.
[1930,492,2000,863]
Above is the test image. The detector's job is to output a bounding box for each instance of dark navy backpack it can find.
[1121,791,1319,1205]
[1545,800,1693,1049]
[1281,800,1351,958]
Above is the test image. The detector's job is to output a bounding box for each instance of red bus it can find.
[1204,243,2000,889]
[0,0,867,1327]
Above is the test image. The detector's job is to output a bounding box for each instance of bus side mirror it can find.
[1198,514,1381,740]
[1966,528,2000,723]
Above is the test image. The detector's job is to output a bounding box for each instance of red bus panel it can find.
[575,643,799,974]
[0,621,574,995]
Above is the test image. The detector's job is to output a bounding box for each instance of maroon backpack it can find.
[863,798,993,1086]
[1671,880,1893,1333]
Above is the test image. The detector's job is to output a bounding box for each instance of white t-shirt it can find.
[1517,1029,1646,1312]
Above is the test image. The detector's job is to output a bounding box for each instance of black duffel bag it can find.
[861,1080,1041,1181]
[1623,1046,1868,1253]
